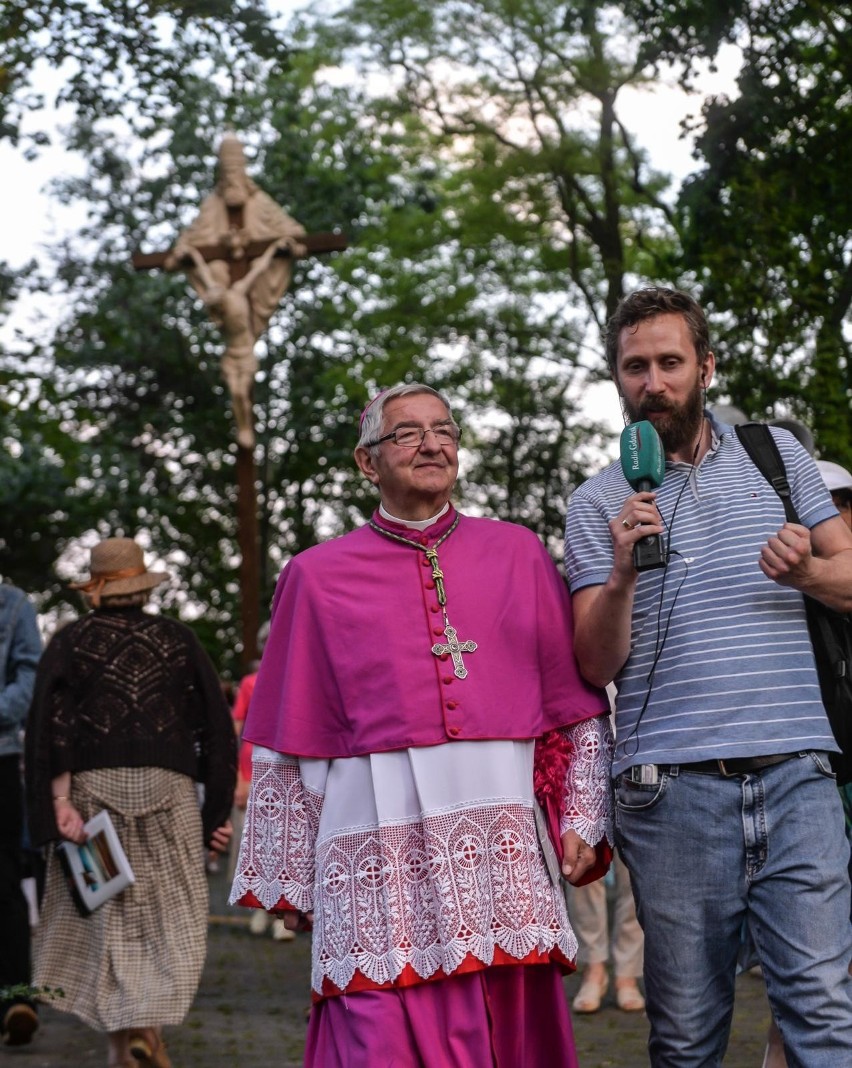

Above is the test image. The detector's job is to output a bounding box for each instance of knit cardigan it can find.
[26,607,236,847]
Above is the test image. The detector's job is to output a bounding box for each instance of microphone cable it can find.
[619,420,705,761]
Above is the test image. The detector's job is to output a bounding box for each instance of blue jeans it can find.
[615,752,852,1068]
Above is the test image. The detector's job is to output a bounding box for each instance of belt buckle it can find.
[717,759,738,777]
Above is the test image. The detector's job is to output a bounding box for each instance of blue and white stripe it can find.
[565,419,839,776]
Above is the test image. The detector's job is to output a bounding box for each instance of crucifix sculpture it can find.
[132,132,347,664]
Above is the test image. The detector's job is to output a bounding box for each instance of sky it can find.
[1,6,742,440]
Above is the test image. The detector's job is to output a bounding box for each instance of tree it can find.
[4,16,593,664]
[319,0,680,331]
[2,1,707,668]
[626,0,852,464]
[1,13,363,663]
[0,0,289,148]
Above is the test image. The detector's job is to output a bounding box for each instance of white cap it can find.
[816,460,852,493]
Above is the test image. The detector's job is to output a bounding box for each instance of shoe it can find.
[615,979,645,1013]
[572,971,609,1014]
[271,918,296,942]
[2,1003,39,1046]
[129,1028,172,1068]
[249,909,270,935]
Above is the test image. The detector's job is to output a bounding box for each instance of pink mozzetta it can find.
[243,508,607,757]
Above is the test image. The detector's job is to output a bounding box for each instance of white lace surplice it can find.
[230,717,613,997]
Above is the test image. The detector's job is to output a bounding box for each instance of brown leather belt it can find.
[673,753,797,777]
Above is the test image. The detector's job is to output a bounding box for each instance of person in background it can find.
[567,849,644,1013]
[763,455,852,1068]
[25,537,236,1068]
[568,688,644,1015]
[820,460,852,893]
[565,287,852,1066]
[228,623,294,942]
[817,460,852,531]
[0,578,42,1047]
[231,382,614,1067]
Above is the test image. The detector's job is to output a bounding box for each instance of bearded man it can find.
[231,382,614,1067]
[564,287,852,1067]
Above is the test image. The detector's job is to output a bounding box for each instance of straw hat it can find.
[69,537,168,607]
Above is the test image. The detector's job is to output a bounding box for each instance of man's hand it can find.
[209,820,233,854]
[561,829,597,886]
[758,514,852,613]
[759,522,816,589]
[281,909,314,932]
[609,490,664,579]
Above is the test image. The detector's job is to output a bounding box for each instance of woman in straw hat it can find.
[25,537,236,1068]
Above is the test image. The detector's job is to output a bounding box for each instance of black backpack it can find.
[735,423,852,785]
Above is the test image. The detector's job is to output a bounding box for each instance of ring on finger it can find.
[621,518,633,530]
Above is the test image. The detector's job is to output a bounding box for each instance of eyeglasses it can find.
[365,425,462,449]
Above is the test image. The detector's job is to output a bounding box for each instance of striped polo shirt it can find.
[564,416,839,777]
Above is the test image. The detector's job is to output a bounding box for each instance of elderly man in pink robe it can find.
[230,383,614,1067]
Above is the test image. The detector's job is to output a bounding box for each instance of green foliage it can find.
[3,0,850,671]
[674,2,852,463]
[320,0,679,327]
[6,10,613,668]
[0,982,64,1002]
[0,0,290,147]
[625,0,852,463]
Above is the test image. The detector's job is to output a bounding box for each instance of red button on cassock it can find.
[425,582,435,590]
[443,676,453,685]
[433,627,444,636]
[446,701,458,710]
[448,726,460,736]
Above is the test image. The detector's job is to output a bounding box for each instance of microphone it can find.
[619,420,667,571]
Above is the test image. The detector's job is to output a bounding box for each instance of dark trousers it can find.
[0,754,32,1014]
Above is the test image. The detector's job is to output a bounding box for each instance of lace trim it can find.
[560,716,614,847]
[229,756,319,915]
[230,756,576,995]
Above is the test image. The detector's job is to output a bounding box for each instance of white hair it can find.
[357,383,455,451]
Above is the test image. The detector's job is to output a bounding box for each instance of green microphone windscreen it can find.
[620,420,665,490]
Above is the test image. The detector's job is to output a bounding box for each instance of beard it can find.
[624,378,705,454]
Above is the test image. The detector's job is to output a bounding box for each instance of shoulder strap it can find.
[734,423,800,524]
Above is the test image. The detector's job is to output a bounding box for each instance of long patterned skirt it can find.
[34,767,207,1031]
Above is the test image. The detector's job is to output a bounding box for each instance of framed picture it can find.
[57,809,135,912]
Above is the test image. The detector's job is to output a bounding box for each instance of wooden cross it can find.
[432,624,477,680]
[132,218,347,668]
[131,231,348,275]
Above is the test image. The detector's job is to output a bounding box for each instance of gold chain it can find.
[367,514,477,680]
[368,515,460,612]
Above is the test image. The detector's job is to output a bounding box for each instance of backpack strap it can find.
[734,423,800,524]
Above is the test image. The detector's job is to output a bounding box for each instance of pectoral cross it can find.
[432,624,477,680]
